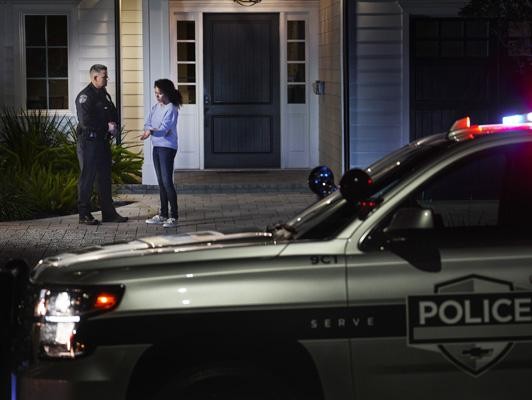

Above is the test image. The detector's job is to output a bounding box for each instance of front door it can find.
[203,13,280,168]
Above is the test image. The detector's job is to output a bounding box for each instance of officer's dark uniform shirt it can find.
[75,83,117,138]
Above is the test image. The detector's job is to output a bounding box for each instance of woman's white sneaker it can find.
[145,215,167,225]
[163,218,177,228]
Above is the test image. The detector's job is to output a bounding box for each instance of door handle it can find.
[204,94,210,105]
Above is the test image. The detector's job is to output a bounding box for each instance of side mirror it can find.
[385,207,435,233]
[339,168,373,203]
[383,208,441,273]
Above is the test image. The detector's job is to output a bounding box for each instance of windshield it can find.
[271,133,452,241]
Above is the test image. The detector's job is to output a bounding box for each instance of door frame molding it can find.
[168,0,319,170]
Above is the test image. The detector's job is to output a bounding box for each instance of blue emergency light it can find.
[502,112,532,125]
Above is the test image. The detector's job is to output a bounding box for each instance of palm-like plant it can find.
[0,108,142,221]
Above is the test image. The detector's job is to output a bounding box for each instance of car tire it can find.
[154,361,297,400]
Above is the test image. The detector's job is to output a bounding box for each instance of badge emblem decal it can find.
[79,94,87,103]
[407,275,532,376]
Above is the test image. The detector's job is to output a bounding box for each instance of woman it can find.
[141,79,182,228]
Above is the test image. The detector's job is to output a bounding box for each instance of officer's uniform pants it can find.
[76,135,117,218]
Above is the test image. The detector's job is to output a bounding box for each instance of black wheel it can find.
[154,362,296,400]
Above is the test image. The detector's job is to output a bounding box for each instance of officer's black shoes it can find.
[102,214,129,223]
[79,215,100,225]
[79,213,127,224]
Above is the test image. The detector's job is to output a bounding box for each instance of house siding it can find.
[348,1,404,169]
[347,0,468,169]
[78,0,116,100]
[1,1,15,108]
[121,0,143,151]
[319,0,343,180]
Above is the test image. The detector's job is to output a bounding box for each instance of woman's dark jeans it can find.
[153,146,178,219]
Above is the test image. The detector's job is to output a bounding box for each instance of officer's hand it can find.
[108,122,118,137]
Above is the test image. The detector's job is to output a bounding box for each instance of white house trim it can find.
[142,0,319,183]
[142,0,170,184]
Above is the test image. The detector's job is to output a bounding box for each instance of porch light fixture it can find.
[233,0,262,6]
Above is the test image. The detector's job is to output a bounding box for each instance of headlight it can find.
[33,286,124,359]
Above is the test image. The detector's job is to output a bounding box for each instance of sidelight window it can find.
[287,20,306,104]
[176,20,196,104]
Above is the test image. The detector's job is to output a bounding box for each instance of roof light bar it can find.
[502,112,532,125]
[448,113,532,142]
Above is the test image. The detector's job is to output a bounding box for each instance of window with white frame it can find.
[287,20,306,104]
[176,20,196,104]
[25,15,68,110]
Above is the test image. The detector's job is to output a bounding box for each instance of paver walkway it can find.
[0,190,316,269]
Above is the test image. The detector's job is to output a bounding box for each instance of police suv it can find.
[15,115,532,400]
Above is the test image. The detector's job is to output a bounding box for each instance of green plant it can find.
[111,138,143,184]
[0,171,35,221]
[0,107,72,171]
[20,163,78,216]
[0,108,143,221]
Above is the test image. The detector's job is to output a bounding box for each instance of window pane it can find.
[26,80,47,109]
[441,41,463,57]
[287,42,305,61]
[48,48,68,77]
[415,20,439,38]
[466,21,489,39]
[49,80,68,109]
[287,63,305,82]
[287,21,305,40]
[415,41,438,57]
[26,48,46,77]
[177,21,195,40]
[441,20,463,38]
[178,64,195,83]
[178,85,196,104]
[288,84,305,104]
[177,43,195,61]
[47,16,68,46]
[466,40,489,57]
[25,16,45,46]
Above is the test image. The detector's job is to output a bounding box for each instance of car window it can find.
[416,151,505,228]
[362,142,532,250]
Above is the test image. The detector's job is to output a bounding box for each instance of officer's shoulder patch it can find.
[78,94,87,104]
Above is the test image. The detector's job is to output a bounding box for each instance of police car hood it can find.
[31,230,282,283]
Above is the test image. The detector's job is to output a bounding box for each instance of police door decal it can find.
[407,275,532,376]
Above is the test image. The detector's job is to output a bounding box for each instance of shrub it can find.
[0,171,34,221]
[0,108,71,170]
[0,108,142,221]
[21,163,79,217]
[111,138,143,184]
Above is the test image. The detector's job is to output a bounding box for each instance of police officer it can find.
[75,64,128,225]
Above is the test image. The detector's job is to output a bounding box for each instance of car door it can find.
[345,141,532,400]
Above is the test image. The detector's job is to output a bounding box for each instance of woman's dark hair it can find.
[154,79,183,108]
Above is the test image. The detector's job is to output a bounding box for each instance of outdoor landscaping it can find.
[0,108,142,221]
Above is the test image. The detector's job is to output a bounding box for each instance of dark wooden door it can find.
[204,13,280,168]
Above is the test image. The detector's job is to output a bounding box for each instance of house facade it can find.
[2,0,493,185]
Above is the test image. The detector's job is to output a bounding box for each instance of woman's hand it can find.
[140,130,151,140]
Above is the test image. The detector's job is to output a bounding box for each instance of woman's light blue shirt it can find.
[144,102,178,149]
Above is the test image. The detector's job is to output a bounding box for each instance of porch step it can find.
[116,169,312,194]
